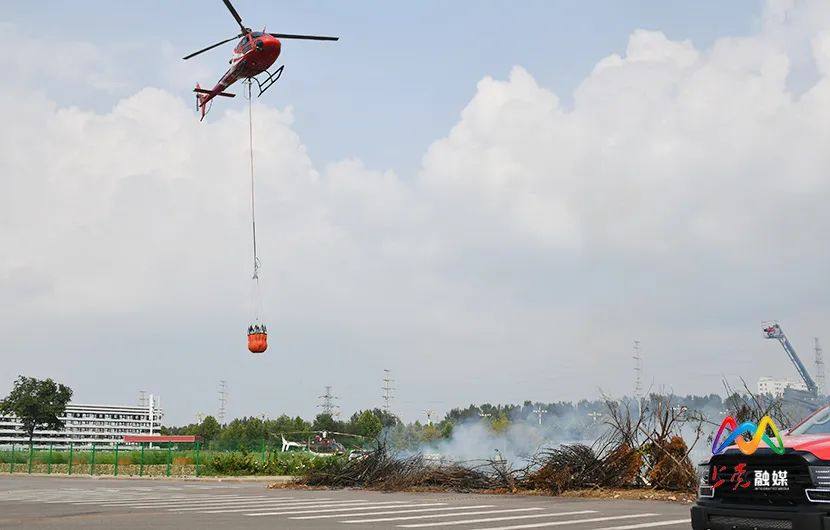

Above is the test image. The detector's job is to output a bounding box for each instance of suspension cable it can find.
[247,79,260,281]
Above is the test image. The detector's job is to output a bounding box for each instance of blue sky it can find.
[7,0,830,425]
[8,0,762,173]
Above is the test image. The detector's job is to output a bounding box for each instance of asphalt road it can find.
[0,476,692,529]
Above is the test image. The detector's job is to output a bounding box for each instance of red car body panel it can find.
[777,434,830,460]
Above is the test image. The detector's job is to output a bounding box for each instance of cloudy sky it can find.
[2,0,829,425]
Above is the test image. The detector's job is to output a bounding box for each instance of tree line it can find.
[0,374,753,450]
[160,393,732,450]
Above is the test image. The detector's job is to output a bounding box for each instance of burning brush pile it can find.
[299,395,702,494]
[302,447,503,491]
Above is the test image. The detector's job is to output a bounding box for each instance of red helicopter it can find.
[184,0,338,120]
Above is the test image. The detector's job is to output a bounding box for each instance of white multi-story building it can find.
[0,396,163,447]
[757,376,808,397]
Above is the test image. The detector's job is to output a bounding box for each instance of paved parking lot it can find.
[0,476,692,529]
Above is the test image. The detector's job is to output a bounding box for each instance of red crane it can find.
[183,0,338,120]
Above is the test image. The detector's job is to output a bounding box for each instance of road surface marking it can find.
[292,505,498,520]
[591,520,690,530]
[243,502,443,517]
[93,494,270,507]
[173,499,371,512]
[72,494,264,506]
[465,513,661,530]
[112,496,300,508]
[343,507,549,523]
[401,511,648,528]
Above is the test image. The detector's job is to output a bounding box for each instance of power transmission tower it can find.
[318,385,340,416]
[633,340,643,400]
[218,380,228,424]
[532,405,548,426]
[816,338,826,396]
[382,369,395,415]
[423,409,435,426]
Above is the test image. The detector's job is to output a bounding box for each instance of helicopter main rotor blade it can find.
[182,33,243,60]
[268,33,339,41]
[222,0,247,33]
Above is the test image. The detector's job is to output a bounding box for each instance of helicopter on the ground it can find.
[183,0,338,120]
[276,431,369,457]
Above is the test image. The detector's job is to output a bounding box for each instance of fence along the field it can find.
[0,441,206,477]
[0,439,340,477]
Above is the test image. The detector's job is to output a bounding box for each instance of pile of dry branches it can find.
[300,394,708,494]
[301,444,512,491]
[599,394,701,491]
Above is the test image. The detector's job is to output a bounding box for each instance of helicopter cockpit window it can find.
[250,32,263,38]
[238,37,252,51]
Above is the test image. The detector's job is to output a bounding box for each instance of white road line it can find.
[342,507,548,523]
[292,505,498,520]
[67,495,252,505]
[170,499,364,512]
[58,492,219,501]
[78,497,262,508]
[47,496,192,504]
[591,519,690,530]
[90,495,280,507]
[400,511,639,528]
[243,502,442,517]
[67,496,228,505]
[465,513,662,530]
[195,500,382,514]
[76,495,265,506]
[12,491,122,499]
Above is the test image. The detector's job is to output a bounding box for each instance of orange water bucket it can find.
[248,332,268,353]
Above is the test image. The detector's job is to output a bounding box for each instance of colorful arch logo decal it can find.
[712,415,785,455]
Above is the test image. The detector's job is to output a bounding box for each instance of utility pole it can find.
[532,405,548,426]
[633,340,643,400]
[382,369,395,416]
[816,338,826,396]
[218,380,228,424]
[318,385,340,416]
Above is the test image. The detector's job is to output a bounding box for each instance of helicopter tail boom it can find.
[194,84,236,121]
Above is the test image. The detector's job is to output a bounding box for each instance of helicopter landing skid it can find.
[252,65,285,97]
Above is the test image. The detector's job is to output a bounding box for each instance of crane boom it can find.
[763,322,819,395]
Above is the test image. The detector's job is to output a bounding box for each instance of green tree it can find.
[197,416,221,442]
[312,413,340,433]
[421,423,441,442]
[268,414,310,435]
[218,417,268,450]
[0,376,73,444]
[490,412,510,433]
[351,410,383,438]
